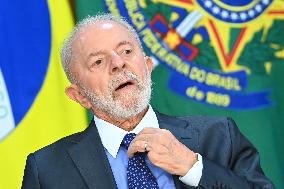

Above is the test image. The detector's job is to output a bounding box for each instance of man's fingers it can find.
[127,128,172,158]
[135,128,169,143]
[126,128,197,176]
[127,140,147,157]
[137,127,161,135]
[131,133,153,144]
[127,128,173,161]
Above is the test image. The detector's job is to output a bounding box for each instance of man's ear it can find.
[65,84,92,109]
[145,56,153,74]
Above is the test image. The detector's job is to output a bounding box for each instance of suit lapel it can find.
[67,121,117,189]
[156,112,200,189]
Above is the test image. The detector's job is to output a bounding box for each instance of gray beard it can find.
[79,70,152,119]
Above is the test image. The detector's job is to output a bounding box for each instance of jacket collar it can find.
[67,121,118,189]
[155,112,199,151]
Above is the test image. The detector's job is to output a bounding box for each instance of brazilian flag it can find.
[76,0,284,188]
[0,1,88,188]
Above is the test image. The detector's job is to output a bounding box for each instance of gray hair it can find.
[60,13,143,83]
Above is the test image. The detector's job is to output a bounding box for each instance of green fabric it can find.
[75,0,104,22]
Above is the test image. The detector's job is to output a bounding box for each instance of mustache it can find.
[109,70,140,90]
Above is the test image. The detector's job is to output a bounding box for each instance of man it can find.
[22,13,275,189]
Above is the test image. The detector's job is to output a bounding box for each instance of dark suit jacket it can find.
[22,112,275,189]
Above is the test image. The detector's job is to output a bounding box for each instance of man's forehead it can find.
[100,22,114,29]
[79,20,128,36]
[71,20,139,61]
[75,22,133,46]
[74,21,137,48]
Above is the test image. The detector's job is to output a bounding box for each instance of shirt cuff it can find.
[179,153,203,187]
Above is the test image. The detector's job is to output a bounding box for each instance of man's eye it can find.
[124,49,132,55]
[95,59,102,65]
[90,59,102,68]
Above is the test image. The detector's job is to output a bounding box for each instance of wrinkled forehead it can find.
[77,20,121,36]
[75,20,137,47]
[71,20,139,59]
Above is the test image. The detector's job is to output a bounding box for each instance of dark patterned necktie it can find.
[121,133,159,189]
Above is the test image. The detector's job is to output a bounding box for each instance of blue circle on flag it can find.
[0,1,51,126]
[219,0,254,7]
[197,0,273,23]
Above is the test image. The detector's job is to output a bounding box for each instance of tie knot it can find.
[121,133,136,149]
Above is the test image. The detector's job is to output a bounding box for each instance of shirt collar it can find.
[94,106,159,158]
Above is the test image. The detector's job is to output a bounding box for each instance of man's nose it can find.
[109,51,125,74]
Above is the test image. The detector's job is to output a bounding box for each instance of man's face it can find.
[70,21,153,119]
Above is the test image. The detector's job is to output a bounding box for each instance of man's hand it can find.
[127,128,197,176]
